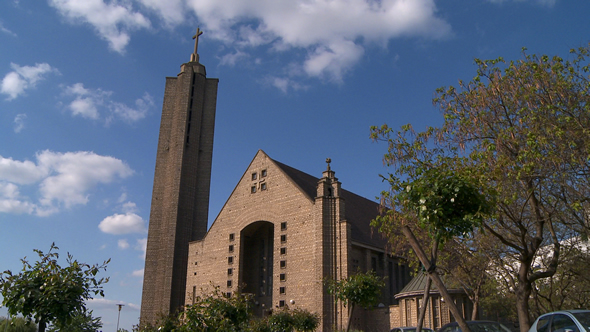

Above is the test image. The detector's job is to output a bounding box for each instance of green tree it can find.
[530,236,590,315]
[46,309,102,332]
[0,316,37,332]
[179,287,251,332]
[0,244,109,332]
[370,132,490,332]
[372,43,590,332]
[327,270,384,332]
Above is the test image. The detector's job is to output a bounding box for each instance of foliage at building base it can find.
[134,287,319,332]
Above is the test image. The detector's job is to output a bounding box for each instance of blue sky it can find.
[0,0,588,330]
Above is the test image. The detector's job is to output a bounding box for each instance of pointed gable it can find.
[272,154,388,249]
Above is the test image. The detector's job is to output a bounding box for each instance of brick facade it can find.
[186,150,409,331]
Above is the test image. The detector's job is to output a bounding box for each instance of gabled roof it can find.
[272,157,388,249]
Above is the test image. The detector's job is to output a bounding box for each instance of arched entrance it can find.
[240,221,274,317]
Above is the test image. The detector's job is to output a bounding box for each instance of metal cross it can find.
[193,27,203,56]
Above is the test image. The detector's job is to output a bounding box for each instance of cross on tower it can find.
[190,27,203,62]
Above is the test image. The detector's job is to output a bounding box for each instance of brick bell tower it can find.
[140,28,218,326]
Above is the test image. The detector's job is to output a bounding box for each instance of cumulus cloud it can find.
[63,83,153,123]
[118,238,130,249]
[0,182,35,214]
[14,114,27,133]
[99,212,146,234]
[49,0,151,53]
[0,150,133,216]
[50,0,453,85]
[1,63,58,100]
[184,0,452,82]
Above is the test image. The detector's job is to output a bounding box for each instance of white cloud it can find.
[486,0,556,6]
[49,0,151,53]
[63,83,153,123]
[37,150,134,209]
[45,0,453,84]
[0,150,133,216]
[87,298,140,311]
[109,93,153,122]
[1,63,58,100]
[136,238,147,259]
[303,39,365,82]
[184,0,452,81]
[13,114,27,133]
[0,182,35,214]
[0,21,17,37]
[121,201,138,213]
[0,156,48,185]
[132,268,144,278]
[138,0,185,26]
[219,50,249,67]
[266,76,306,93]
[118,238,130,249]
[99,213,146,234]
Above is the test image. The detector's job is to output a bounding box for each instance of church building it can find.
[139,30,413,331]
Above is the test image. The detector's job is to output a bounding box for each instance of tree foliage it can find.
[135,287,319,332]
[180,287,251,332]
[0,243,109,332]
[46,309,102,332]
[371,43,590,332]
[327,270,384,332]
[0,316,37,332]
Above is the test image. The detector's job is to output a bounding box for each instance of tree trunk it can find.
[402,226,472,332]
[346,304,355,332]
[417,276,432,332]
[471,295,479,321]
[516,280,532,332]
[38,317,46,332]
[418,240,438,331]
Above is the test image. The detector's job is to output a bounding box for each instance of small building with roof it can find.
[390,272,475,330]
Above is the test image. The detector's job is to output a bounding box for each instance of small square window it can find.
[281,234,287,243]
[280,286,286,294]
[228,268,233,276]
[252,172,257,181]
[280,273,286,281]
[194,262,198,265]
[193,272,196,275]
[280,222,287,231]
[227,280,232,288]
[226,292,232,298]
[280,247,286,255]
[229,245,234,253]
[260,182,267,191]
[228,256,233,264]
[279,300,285,307]
[229,233,235,241]
[251,185,257,193]
[261,169,267,177]
[280,260,286,268]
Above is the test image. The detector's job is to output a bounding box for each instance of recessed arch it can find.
[239,220,274,317]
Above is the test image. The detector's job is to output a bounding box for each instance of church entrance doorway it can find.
[239,221,274,317]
